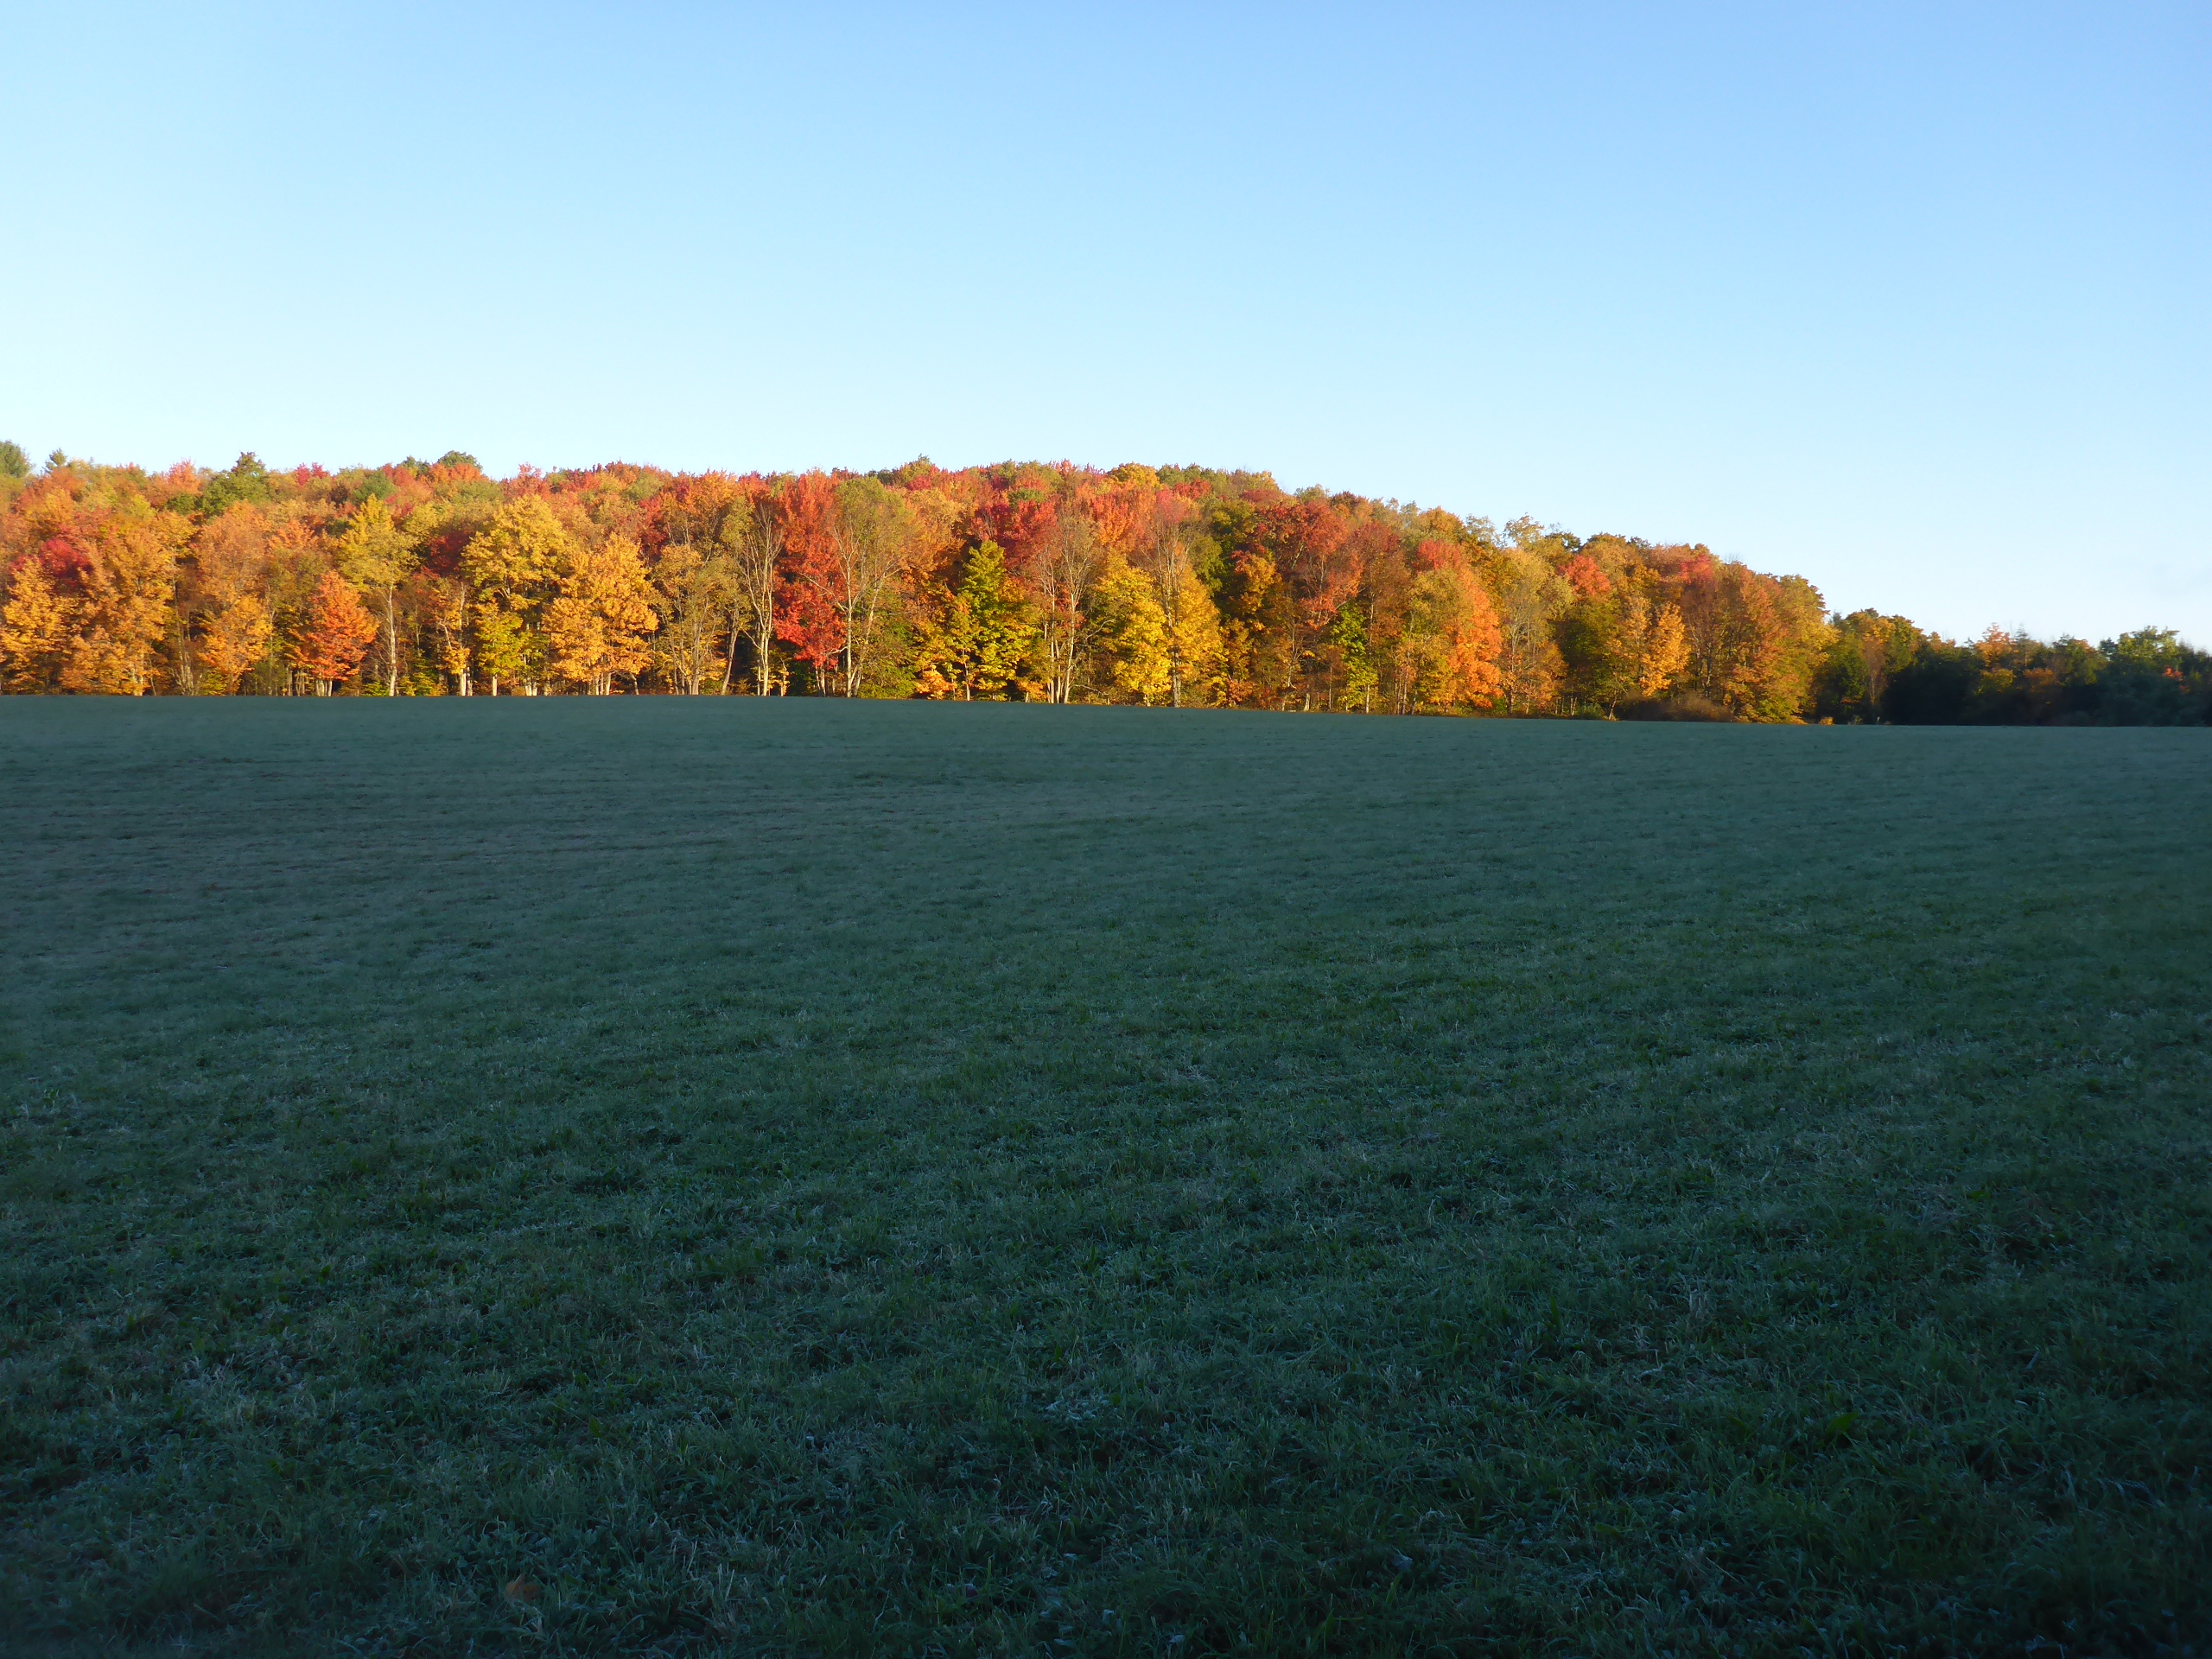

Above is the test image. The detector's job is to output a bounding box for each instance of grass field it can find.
[2,701,2208,1656]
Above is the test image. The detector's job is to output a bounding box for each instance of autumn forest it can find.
[0,442,2203,724]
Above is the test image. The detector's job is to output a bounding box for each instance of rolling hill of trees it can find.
[1,442,2202,723]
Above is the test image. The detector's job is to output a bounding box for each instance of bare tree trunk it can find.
[1032,514,1099,705]
[384,592,401,696]
[1146,514,1192,709]
[172,620,197,696]
[738,511,782,698]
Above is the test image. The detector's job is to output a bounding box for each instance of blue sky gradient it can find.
[3,3,2205,640]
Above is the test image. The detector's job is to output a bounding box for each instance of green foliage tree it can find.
[927,542,1037,700]
[830,475,914,697]
[199,453,272,518]
[1816,612,1923,722]
[1328,600,1379,712]
[1882,639,1979,724]
[2096,627,2211,725]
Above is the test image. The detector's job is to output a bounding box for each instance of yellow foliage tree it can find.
[420,577,474,695]
[60,512,184,695]
[192,504,272,601]
[334,495,417,696]
[463,497,575,694]
[1483,544,1567,715]
[2,561,73,691]
[1165,563,1224,707]
[1086,555,1170,703]
[200,593,275,691]
[545,537,659,694]
[650,543,736,696]
[1624,589,1690,701]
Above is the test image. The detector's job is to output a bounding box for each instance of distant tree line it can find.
[0,442,2202,723]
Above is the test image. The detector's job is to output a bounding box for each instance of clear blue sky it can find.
[3,3,2205,643]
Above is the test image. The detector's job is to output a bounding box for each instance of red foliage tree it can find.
[1561,554,1614,601]
[773,471,845,686]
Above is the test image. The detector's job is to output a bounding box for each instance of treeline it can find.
[0,442,2202,723]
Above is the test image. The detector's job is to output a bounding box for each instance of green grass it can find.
[1,701,2207,1657]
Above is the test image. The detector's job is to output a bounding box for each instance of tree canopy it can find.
[0,448,2201,721]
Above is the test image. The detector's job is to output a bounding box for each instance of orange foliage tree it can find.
[294,570,378,694]
[1,559,73,691]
